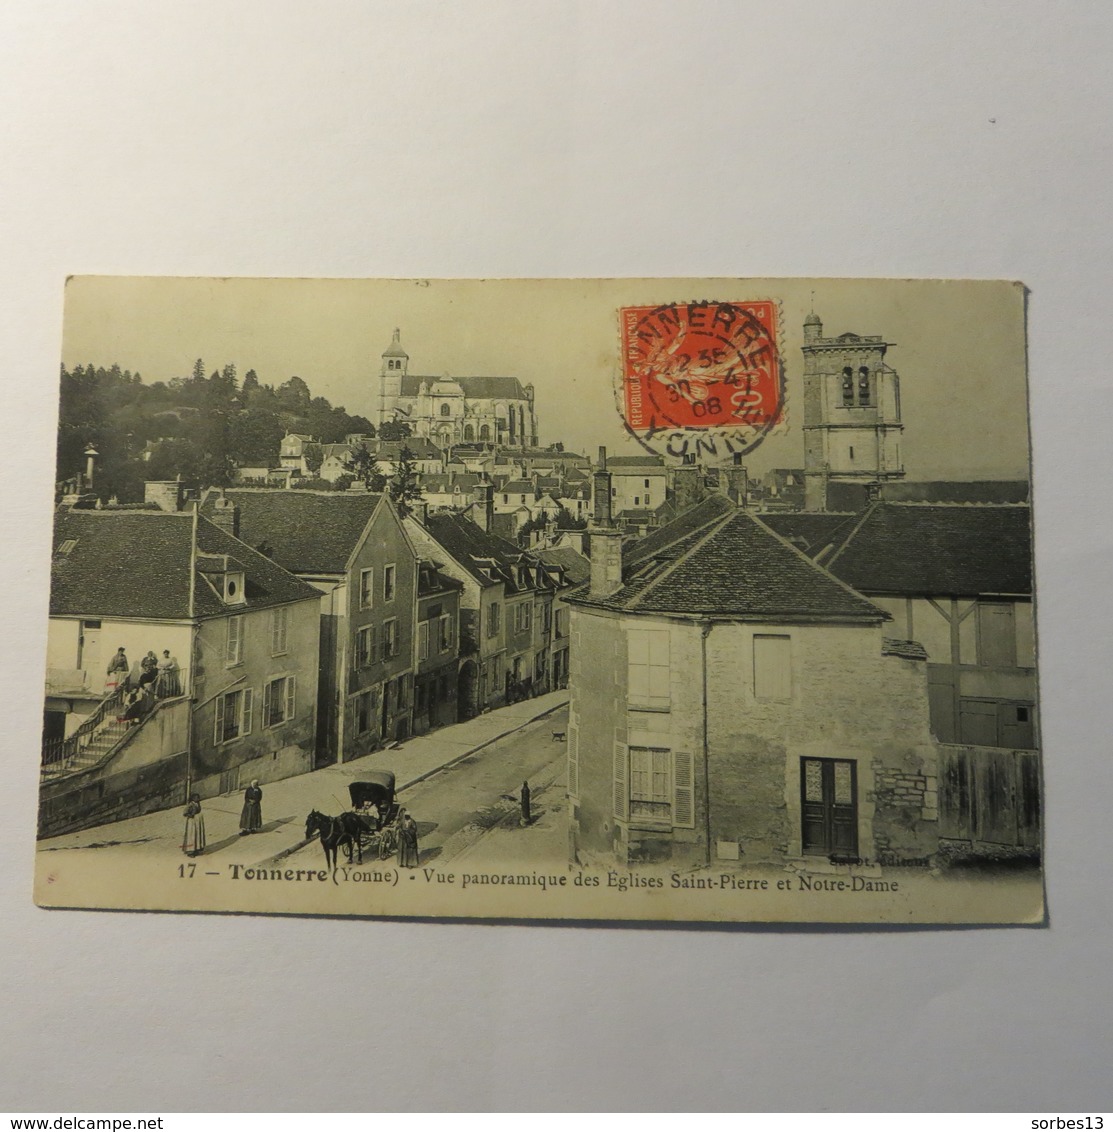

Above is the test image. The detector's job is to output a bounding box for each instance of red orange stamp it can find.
[619,300,784,462]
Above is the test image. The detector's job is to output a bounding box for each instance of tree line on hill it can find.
[57,359,376,502]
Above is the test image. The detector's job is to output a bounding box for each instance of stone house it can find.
[567,480,943,870]
[412,559,463,734]
[201,489,421,761]
[42,507,321,835]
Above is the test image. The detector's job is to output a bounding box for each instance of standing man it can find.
[520,780,531,827]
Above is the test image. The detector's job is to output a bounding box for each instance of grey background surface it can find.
[1,0,1109,1112]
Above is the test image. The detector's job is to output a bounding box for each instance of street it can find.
[283,708,570,872]
[37,695,572,874]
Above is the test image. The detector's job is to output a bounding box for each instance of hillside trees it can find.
[57,359,374,501]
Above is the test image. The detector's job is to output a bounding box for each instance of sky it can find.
[60,276,1031,481]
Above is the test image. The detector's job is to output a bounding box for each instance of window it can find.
[383,564,396,602]
[356,690,373,734]
[842,366,854,407]
[440,403,451,417]
[645,493,651,505]
[503,494,509,504]
[754,634,792,701]
[418,621,429,661]
[542,603,552,634]
[634,496,640,506]
[271,606,289,655]
[263,675,296,728]
[644,478,650,488]
[628,628,670,710]
[357,625,375,667]
[858,366,871,406]
[630,747,671,824]
[215,687,253,744]
[359,568,373,609]
[438,614,453,652]
[487,603,501,638]
[225,615,244,666]
[849,446,855,461]
[515,602,532,633]
[384,618,399,658]
[555,608,567,638]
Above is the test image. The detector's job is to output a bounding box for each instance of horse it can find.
[305,809,375,867]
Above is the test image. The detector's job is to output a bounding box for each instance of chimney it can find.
[669,459,703,513]
[589,447,623,598]
[473,479,494,533]
[592,446,613,526]
[210,492,240,538]
[725,454,748,507]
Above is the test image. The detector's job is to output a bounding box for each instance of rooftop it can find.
[576,495,887,622]
[200,489,385,575]
[825,502,1033,596]
[51,509,320,621]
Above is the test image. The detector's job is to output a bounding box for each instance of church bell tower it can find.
[379,328,409,428]
[801,311,904,511]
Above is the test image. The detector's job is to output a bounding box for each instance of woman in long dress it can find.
[155,650,180,697]
[105,648,129,692]
[239,781,263,835]
[182,793,206,857]
[396,809,420,868]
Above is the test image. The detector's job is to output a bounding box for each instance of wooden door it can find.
[801,758,858,856]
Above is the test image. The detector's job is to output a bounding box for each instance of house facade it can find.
[42,508,321,835]
[567,480,942,870]
[412,561,463,733]
[201,489,422,761]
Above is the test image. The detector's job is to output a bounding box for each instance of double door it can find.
[801,757,858,856]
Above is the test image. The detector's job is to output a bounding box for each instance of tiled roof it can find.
[422,512,549,593]
[51,509,319,621]
[501,479,535,494]
[882,638,929,661]
[825,502,1033,596]
[881,480,1030,504]
[375,438,442,460]
[200,489,383,575]
[574,496,886,622]
[400,375,527,400]
[536,547,591,584]
[607,455,665,468]
[756,511,859,558]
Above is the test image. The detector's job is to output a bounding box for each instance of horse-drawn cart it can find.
[348,771,401,860]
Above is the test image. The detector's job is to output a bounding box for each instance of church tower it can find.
[379,328,409,428]
[801,311,904,511]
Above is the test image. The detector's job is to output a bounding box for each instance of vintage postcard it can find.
[35,277,1042,924]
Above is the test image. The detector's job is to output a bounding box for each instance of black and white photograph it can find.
[36,276,1042,924]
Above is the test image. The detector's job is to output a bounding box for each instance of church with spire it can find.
[800,310,905,510]
[376,328,538,450]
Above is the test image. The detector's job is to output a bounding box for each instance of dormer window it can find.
[223,570,246,605]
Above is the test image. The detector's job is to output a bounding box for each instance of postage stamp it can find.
[33,276,1043,926]
[619,300,784,464]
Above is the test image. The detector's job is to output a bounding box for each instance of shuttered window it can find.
[417,622,429,661]
[629,747,671,824]
[628,628,670,710]
[263,676,296,728]
[225,615,244,666]
[753,634,792,701]
[612,742,629,821]
[359,569,374,610]
[567,710,579,800]
[215,687,253,743]
[271,606,289,655]
[673,749,694,827]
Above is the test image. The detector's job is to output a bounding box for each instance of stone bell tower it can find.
[801,311,904,511]
[379,328,409,428]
